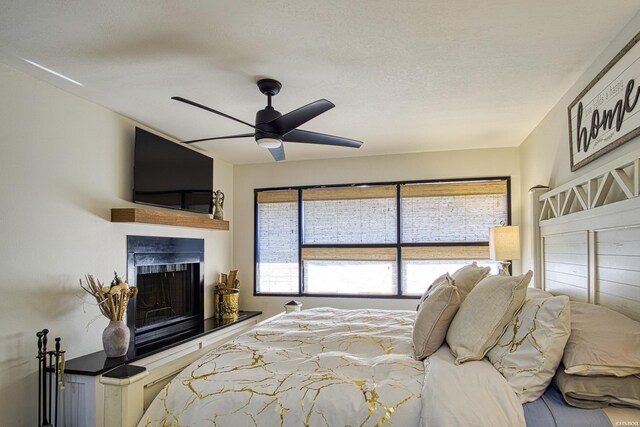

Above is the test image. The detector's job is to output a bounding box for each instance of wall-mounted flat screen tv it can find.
[133,127,214,214]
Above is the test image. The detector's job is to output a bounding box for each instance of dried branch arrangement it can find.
[80,272,138,321]
[216,270,239,319]
[217,269,239,291]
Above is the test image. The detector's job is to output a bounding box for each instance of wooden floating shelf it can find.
[111,207,229,231]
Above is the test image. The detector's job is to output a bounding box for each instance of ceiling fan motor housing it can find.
[255,106,283,146]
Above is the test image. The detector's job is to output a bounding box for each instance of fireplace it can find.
[127,236,204,356]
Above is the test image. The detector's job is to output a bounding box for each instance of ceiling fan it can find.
[172,78,363,161]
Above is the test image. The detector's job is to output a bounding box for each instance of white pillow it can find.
[422,345,526,427]
[526,287,553,299]
[446,271,532,364]
[487,295,571,403]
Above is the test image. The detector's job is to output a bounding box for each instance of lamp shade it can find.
[489,225,521,261]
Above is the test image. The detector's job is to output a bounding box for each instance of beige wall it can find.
[234,148,521,319]
[519,12,640,273]
[0,64,234,426]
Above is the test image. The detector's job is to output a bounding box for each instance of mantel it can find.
[111,207,229,230]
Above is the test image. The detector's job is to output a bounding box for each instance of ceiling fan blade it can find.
[268,99,334,135]
[268,144,286,161]
[283,129,363,148]
[182,133,255,144]
[172,96,258,130]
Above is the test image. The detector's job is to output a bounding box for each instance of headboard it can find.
[532,148,640,322]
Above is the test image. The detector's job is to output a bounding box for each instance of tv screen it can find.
[133,127,214,214]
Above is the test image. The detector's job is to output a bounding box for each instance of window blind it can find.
[401,182,507,243]
[303,185,396,244]
[256,190,299,294]
[302,247,397,261]
[401,246,489,260]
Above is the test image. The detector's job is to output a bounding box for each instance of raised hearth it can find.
[63,311,262,376]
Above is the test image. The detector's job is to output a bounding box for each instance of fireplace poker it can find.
[42,329,49,425]
[58,349,66,427]
[54,338,61,427]
[48,349,54,424]
[36,331,43,427]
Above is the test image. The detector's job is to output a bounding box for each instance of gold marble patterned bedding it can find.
[139,308,424,427]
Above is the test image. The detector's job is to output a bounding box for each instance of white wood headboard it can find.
[532,148,640,321]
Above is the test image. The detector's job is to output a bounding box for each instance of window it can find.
[255,190,299,294]
[255,178,510,297]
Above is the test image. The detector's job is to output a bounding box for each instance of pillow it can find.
[413,281,461,360]
[487,295,571,403]
[451,262,491,299]
[563,302,640,377]
[417,273,454,310]
[446,271,532,364]
[554,365,640,409]
[526,287,553,299]
[422,345,527,427]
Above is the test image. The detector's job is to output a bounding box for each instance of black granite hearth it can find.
[64,311,261,377]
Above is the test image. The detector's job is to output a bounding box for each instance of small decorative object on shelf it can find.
[284,300,302,313]
[213,189,225,220]
[80,272,138,357]
[214,269,239,319]
[36,328,65,427]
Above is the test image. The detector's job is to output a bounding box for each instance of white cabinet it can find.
[63,313,261,427]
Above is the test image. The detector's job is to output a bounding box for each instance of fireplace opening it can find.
[127,236,204,357]
[135,263,195,328]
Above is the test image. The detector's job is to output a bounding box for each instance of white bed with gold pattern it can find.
[138,307,523,426]
[139,308,424,426]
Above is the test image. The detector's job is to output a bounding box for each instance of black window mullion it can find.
[298,188,303,295]
[253,189,259,296]
[396,184,402,296]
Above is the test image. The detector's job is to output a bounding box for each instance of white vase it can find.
[102,320,130,358]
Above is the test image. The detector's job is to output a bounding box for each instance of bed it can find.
[139,149,640,426]
[139,307,526,426]
[139,308,423,426]
[139,305,637,426]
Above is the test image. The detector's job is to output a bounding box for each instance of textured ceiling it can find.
[0,1,638,164]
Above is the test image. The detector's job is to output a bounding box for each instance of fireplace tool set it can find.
[36,329,65,427]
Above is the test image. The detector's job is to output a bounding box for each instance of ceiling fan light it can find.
[256,137,282,149]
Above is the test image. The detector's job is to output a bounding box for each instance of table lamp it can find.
[489,225,520,276]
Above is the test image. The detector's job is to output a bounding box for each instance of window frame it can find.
[254,176,512,298]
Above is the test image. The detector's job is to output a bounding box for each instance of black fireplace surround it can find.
[127,236,204,356]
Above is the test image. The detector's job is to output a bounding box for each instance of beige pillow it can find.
[417,273,454,310]
[413,282,461,360]
[487,295,571,403]
[446,271,532,364]
[526,287,553,299]
[554,365,640,409]
[451,262,491,299]
[563,302,640,377]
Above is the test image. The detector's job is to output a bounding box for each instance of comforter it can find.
[139,307,525,427]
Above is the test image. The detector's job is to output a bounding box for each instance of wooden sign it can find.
[568,31,640,171]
